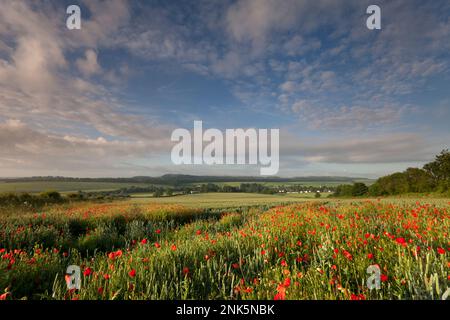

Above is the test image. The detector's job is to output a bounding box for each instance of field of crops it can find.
[0,178,372,194]
[0,198,449,300]
[0,181,152,194]
[129,192,321,208]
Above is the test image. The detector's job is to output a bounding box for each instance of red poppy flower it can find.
[0,292,9,300]
[129,269,136,278]
[7,258,15,269]
[155,229,161,234]
[437,247,445,255]
[274,292,285,300]
[154,242,161,248]
[274,284,287,300]
[83,267,93,277]
[381,274,388,282]
[183,267,189,275]
[342,250,353,261]
[171,244,177,251]
[108,250,123,260]
[281,260,287,267]
[140,238,148,245]
[367,253,374,259]
[350,294,366,300]
[97,287,104,295]
[261,250,266,255]
[64,274,72,286]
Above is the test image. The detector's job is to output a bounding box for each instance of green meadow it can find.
[0,181,151,194]
[128,192,323,208]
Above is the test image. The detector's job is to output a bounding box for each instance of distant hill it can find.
[0,174,373,186]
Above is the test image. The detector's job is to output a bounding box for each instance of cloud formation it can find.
[0,0,449,177]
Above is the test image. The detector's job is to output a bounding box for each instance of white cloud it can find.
[0,1,175,177]
[290,100,409,130]
[0,0,449,177]
[291,100,311,113]
[283,35,321,56]
[76,50,102,76]
[280,81,296,93]
[280,131,439,164]
[0,119,172,176]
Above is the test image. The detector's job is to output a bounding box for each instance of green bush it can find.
[39,190,62,201]
[351,183,369,196]
[77,223,124,254]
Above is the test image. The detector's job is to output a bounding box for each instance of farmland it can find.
[184,180,374,187]
[0,181,152,194]
[0,194,448,300]
[0,175,372,194]
[129,192,323,208]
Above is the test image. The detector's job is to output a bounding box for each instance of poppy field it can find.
[0,199,449,300]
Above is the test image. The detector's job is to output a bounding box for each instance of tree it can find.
[368,183,384,196]
[351,183,369,196]
[314,192,321,198]
[424,149,450,188]
[353,150,450,196]
[404,167,434,193]
[222,185,238,192]
[333,184,353,197]
[375,172,409,195]
[40,190,62,201]
[200,183,220,193]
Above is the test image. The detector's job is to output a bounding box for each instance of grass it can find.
[0,181,152,194]
[128,192,324,208]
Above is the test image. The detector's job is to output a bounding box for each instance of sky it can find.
[0,0,449,178]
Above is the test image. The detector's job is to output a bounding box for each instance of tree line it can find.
[333,149,450,197]
[0,191,65,208]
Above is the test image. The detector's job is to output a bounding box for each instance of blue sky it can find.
[0,0,449,177]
